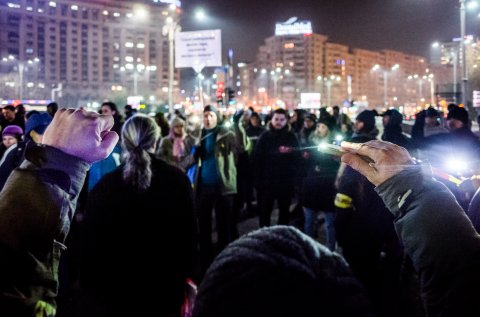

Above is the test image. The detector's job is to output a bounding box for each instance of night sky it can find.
[181,0,479,63]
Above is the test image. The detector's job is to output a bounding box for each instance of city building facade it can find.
[241,19,432,110]
[0,0,180,107]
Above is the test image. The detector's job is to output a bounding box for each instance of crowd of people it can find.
[2,101,480,316]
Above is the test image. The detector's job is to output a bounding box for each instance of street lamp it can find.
[163,15,181,115]
[460,0,468,107]
[120,64,155,96]
[317,75,341,107]
[1,56,40,100]
[428,74,436,105]
[371,64,399,107]
[459,0,480,114]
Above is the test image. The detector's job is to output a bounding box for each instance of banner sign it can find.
[175,29,222,71]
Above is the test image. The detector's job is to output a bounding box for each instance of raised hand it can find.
[42,108,119,163]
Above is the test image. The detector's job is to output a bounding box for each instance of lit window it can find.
[125,56,133,62]
[102,10,108,15]
[125,42,134,48]
[71,5,78,10]
[126,13,133,18]
[113,12,120,17]
[49,1,56,7]
[38,8,44,13]
[137,43,145,49]
[113,56,120,61]
[26,6,33,11]
[284,43,295,49]
[7,3,21,9]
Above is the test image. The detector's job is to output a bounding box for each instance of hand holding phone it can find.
[317,143,345,157]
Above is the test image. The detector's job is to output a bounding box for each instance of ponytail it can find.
[121,115,160,191]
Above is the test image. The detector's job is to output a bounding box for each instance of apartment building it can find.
[0,0,180,106]
[246,22,431,109]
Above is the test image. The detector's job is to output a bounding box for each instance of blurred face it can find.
[316,123,329,137]
[250,116,260,127]
[272,113,288,130]
[2,135,17,148]
[447,119,464,131]
[304,118,315,129]
[353,120,364,134]
[101,105,115,116]
[172,124,184,136]
[2,109,15,121]
[203,111,218,129]
[382,115,390,127]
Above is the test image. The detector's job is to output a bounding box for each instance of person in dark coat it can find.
[0,108,118,317]
[0,105,25,131]
[335,110,404,316]
[155,112,170,138]
[100,102,123,136]
[301,118,340,250]
[81,114,198,317]
[254,108,301,227]
[381,109,411,150]
[421,106,480,210]
[290,109,306,135]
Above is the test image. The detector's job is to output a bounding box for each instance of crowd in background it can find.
[3,100,480,316]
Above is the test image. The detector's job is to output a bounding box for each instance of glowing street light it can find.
[195,9,206,21]
[1,56,40,99]
[371,64,400,106]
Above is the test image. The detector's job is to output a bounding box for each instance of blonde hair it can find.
[121,114,160,191]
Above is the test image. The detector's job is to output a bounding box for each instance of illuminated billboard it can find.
[153,0,181,7]
[275,17,313,36]
[299,93,321,109]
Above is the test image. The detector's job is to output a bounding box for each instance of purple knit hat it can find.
[2,125,23,137]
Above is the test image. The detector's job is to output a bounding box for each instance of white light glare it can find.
[445,158,468,173]
[195,9,206,21]
[467,1,479,10]
[318,142,328,151]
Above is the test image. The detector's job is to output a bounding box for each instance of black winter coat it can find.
[82,156,198,317]
[301,136,340,210]
[254,125,301,193]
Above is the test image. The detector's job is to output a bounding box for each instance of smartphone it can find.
[318,143,344,157]
[318,143,374,163]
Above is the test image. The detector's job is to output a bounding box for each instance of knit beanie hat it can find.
[192,226,372,317]
[2,125,23,138]
[355,110,376,131]
[203,105,220,119]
